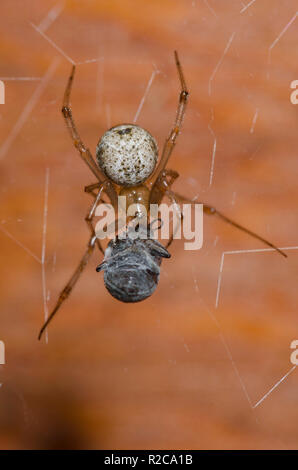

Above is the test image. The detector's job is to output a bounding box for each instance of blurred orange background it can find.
[0,0,297,449]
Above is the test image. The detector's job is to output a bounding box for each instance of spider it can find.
[38,51,286,340]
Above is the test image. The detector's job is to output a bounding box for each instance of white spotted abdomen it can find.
[96,124,158,187]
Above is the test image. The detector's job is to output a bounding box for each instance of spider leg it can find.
[149,169,180,248]
[85,184,106,255]
[165,191,184,249]
[167,190,287,258]
[84,182,109,203]
[38,235,97,340]
[149,169,179,205]
[62,66,103,179]
[150,51,189,187]
[85,182,103,196]
[62,66,117,206]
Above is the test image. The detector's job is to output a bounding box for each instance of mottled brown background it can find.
[0,0,297,449]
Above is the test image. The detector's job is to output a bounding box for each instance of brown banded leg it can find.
[85,182,103,198]
[149,169,179,205]
[167,190,287,258]
[85,182,109,205]
[38,235,97,340]
[85,183,125,240]
[85,184,106,255]
[165,190,184,249]
[150,51,189,188]
[149,169,180,248]
[62,66,117,206]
